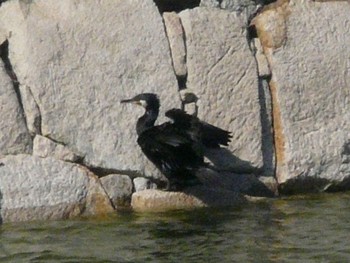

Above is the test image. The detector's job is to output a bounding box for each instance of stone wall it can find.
[0,0,349,222]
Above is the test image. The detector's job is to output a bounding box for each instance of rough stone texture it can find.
[83,172,115,216]
[19,84,41,136]
[0,28,5,44]
[253,38,270,78]
[200,0,261,22]
[0,0,180,176]
[0,154,113,222]
[259,79,275,177]
[33,135,81,162]
[195,167,276,197]
[100,174,133,208]
[133,177,158,192]
[0,60,32,156]
[131,188,246,212]
[179,8,264,173]
[200,0,220,8]
[163,12,187,78]
[253,0,350,193]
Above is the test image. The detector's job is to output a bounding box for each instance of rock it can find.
[33,135,81,162]
[19,85,41,136]
[253,38,271,78]
[200,0,261,22]
[179,8,264,173]
[0,59,32,156]
[200,0,220,8]
[133,177,158,192]
[33,135,82,162]
[100,174,133,208]
[195,167,276,197]
[131,188,246,212]
[83,172,115,216]
[253,0,350,193]
[163,12,187,78]
[0,0,180,176]
[0,154,113,223]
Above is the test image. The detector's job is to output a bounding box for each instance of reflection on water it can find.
[0,192,350,262]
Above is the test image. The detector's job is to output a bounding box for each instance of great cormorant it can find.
[121,93,232,190]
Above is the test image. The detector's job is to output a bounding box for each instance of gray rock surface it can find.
[0,154,113,222]
[195,167,277,197]
[200,0,220,8]
[0,0,180,175]
[100,174,133,208]
[133,177,158,192]
[253,38,270,78]
[163,12,187,78]
[83,172,115,216]
[200,0,261,22]
[131,188,246,212]
[19,85,41,136]
[0,60,32,156]
[253,0,350,193]
[179,8,264,173]
[33,135,81,162]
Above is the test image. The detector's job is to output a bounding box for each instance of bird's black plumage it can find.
[121,93,232,190]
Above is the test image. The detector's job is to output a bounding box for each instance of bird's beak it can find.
[120,98,141,105]
[120,98,133,104]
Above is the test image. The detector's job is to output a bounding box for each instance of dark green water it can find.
[1,192,350,263]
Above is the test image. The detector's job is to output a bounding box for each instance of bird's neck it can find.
[136,108,159,135]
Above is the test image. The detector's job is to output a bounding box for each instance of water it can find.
[1,192,350,263]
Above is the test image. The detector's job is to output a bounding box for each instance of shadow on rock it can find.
[194,166,277,198]
[183,185,248,208]
[204,148,261,175]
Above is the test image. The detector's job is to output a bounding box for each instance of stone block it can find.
[253,0,350,193]
[179,8,264,172]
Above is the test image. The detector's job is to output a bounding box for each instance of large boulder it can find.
[0,154,113,222]
[252,0,350,193]
[0,0,180,176]
[179,8,264,173]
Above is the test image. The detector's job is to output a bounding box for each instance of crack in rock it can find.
[0,40,29,132]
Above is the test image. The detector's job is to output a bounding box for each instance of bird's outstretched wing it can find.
[137,122,203,177]
[165,108,232,148]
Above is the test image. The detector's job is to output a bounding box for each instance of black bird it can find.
[121,93,232,190]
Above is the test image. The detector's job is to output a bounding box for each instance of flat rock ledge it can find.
[131,188,247,212]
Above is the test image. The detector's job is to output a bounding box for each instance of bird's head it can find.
[121,93,160,111]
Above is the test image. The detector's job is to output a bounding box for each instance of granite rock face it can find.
[0,0,350,221]
[163,12,187,79]
[200,0,261,22]
[0,155,113,222]
[19,85,41,136]
[179,8,264,173]
[0,0,180,175]
[0,59,32,156]
[33,135,81,162]
[253,0,350,193]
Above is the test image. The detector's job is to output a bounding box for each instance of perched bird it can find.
[121,93,232,190]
